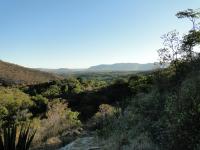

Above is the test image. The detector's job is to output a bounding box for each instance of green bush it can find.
[42,85,61,97]
[0,88,33,126]
[31,95,48,115]
[129,75,152,95]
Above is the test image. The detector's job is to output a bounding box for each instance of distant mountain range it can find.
[37,63,159,74]
[88,63,158,71]
[0,60,62,85]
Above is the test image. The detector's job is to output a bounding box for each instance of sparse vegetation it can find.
[1,7,200,150]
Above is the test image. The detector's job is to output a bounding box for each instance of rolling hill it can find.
[37,63,158,75]
[0,60,62,85]
[88,63,158,71]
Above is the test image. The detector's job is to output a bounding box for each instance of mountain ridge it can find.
[88,63,158,71]
[37,62,158,74]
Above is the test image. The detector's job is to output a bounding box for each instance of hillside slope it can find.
[0,60,62,85]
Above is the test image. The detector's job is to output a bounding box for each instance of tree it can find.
[176,9,200,30]
[157,30,182,71]
[175,9,200,62]
[181,30,200,61]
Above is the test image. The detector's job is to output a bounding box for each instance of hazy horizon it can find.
[1,0,200,68]
[0,59,157,69]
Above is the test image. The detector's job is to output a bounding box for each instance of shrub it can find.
[90,104,120,135]
[42,85,61,97]
[96,102,158,150]
[0,87,33,126]
[71,86,82,94]
[34,99,81,143]
[128,75,152,95]
[31,95,48,115]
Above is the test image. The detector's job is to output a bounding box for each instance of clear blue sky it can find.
[0,0,199,68]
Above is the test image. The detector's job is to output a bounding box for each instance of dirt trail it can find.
[59,136,100,150]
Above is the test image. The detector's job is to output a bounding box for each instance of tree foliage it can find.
[176,8,200,30]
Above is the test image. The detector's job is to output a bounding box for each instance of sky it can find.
[0,0,199,69]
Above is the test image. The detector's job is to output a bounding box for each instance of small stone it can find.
[46,137,62,145]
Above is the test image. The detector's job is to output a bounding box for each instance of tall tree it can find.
[176,9,200,30]
[176,9,200,61]
[157,30,182,70]
[181,30,200,61]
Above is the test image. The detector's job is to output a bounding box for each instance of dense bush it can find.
[128,75,153,95]
[31,95,48,115]
[0,88,33,126]
[42,84,61,97]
